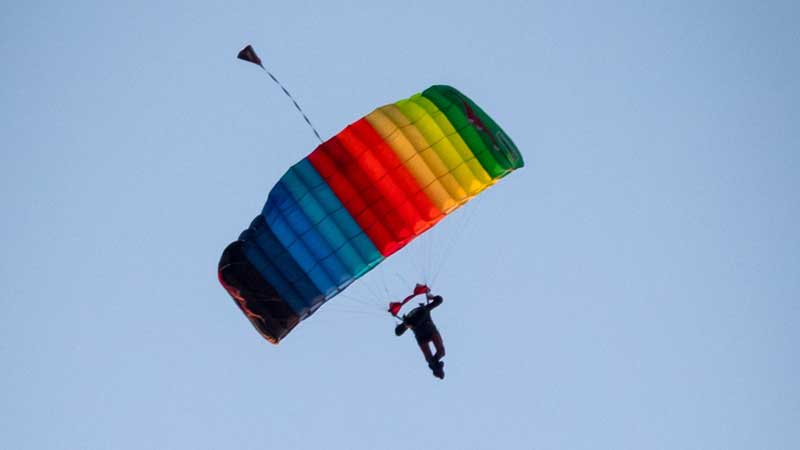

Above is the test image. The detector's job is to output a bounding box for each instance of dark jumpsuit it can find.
[402,295,443,345]
[395,295,445,377]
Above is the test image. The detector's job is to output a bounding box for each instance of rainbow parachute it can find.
[218,85,523,343]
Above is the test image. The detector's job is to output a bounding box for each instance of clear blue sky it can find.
[2,1,798,449]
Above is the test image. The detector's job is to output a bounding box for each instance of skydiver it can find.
[394,292,446,379]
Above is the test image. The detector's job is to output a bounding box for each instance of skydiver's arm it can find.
[427,295,443,310]
[395,322,408,336]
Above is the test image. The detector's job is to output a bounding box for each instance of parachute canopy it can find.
[218,85,524,343]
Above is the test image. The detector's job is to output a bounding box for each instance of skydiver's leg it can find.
[427,334,445,379]
[431,331,445,361]
[420,337,445,379]
[418,340,434,362]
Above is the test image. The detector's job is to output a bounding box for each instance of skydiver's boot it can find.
[429,359,445,379]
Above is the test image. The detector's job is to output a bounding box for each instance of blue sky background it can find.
[2,1,798,449]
